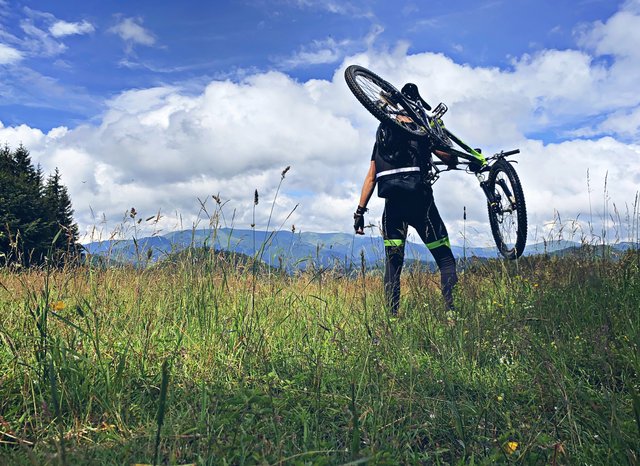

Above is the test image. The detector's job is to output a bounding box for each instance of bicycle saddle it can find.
[401,83,432,111]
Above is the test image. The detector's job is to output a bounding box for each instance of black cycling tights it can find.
[384,243,458,314]
[382,189,458,314]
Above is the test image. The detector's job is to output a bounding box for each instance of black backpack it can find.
[373,124,429,198]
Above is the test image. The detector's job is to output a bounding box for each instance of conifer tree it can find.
[44,168,80,259]
[0,145,15,259]
[0,144,79,266]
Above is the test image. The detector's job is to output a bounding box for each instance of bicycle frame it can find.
[397,91,521,208]
[430,141,521,214]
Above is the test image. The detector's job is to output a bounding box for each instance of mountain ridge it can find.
[82,227,638,269]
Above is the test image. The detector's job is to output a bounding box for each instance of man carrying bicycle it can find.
[353,83,458,315]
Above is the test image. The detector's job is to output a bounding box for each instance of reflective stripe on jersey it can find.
[426,236,450,250]
[375,166,421,179]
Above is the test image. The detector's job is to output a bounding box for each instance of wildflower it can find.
[50,301,65,311]
[504,441,518,454]
[497,394,504,402]
[99,422,116,431]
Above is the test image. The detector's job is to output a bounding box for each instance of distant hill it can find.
[82,228,638,270]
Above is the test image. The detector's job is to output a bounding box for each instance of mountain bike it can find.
[345,64,527,260]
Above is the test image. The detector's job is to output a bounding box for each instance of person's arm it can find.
[354,160,376,235]
[358,160,376,209]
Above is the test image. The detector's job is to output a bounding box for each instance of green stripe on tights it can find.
[426,236,450,250]
[384,239,404,247]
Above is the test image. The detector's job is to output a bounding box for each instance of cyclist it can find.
[353,83,458,315]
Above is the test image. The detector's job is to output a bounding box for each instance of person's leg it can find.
[429,242,457,310]
[412,190,458,309]
[382,203,407,315]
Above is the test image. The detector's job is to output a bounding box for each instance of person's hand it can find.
[434,149,458,168]
[353,206,367,235]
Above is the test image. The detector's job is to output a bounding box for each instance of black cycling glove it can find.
[353,206,368,234]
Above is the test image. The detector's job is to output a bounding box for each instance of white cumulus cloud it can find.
[49,19,94,38]
[0,42,22,64]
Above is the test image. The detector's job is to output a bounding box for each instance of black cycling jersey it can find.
[370,130,432,198]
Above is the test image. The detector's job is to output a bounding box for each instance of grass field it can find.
[0,247,639,465]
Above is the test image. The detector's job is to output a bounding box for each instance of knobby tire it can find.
[487,160,527,259]
[344,65,428,138]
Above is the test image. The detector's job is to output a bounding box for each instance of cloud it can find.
[0,64,98,116]
[0,42,22,64]
[49,19,94,38]
[0,69,367,239]
[109,17,156,47]
[20,16,67,56]
[278,37,351,68]
[569,106,640,140]
[276,24,383,69]
[0,8,98,122]
[3,8,95,60]
[576,1,640,60]
[286,0,373,18]
[0,120,47,147]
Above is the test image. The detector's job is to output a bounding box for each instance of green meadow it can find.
[1,248,639,465]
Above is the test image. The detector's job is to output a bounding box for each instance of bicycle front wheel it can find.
[344,65,428,138]
[486,160,527,259]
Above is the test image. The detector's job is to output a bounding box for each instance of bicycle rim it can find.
[487,160,527,259]
[344,65,428,138]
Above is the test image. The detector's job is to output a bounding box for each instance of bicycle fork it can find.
[477,173,517,215]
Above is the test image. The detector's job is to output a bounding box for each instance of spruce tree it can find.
[0,145,14,259]
[0,144,79,266]
[44,168,80,261]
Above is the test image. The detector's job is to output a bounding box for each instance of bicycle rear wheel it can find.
[486,160,527,259]
[344,65,427,138]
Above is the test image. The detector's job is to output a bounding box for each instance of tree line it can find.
[0,144,79,266]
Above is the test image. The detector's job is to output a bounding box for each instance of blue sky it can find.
[1,0,620,129]
[1,0,639,247]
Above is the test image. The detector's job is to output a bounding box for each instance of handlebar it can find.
[501,149,520,157]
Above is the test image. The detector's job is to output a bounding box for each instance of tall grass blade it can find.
[153,359,170,466]
[350,382,360,460]
[632,388,640,439]
[48,358,66,466]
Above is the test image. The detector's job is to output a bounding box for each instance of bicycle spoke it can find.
[345,65,431,138]
[354,76,391,109]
